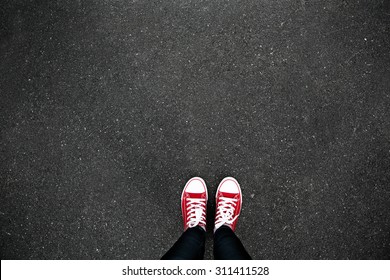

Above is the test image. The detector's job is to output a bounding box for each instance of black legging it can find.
[161,225,252,260]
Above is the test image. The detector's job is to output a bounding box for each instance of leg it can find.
[161,177,208,260]
[214,225,251,260]
[161,226,206,260]
[213,177,252,260]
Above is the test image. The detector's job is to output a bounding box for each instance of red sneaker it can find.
[181,177,208,231]
[214,177,242,232]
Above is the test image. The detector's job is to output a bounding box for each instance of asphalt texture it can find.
[1,0,390,260]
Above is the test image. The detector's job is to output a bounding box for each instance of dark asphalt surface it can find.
[1,0,390,260]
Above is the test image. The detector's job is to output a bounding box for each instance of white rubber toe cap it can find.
[185,177,206,193]
[219,177,240,193]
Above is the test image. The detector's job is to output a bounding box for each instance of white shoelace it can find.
[186,198,206,228]
[214,197,239,230]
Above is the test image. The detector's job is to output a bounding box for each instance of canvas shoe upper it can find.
[214,177,242,232]
[181,177,208,231]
